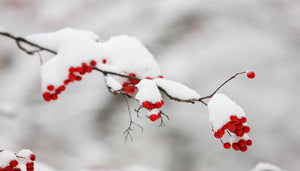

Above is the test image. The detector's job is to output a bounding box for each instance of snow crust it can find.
[208,94,246,131]
[154,78,201,100]
[0,150,16,167]
[251,162,285,171]
[135,79,162,103]
[27,28,162,93]
[105,76,122,91]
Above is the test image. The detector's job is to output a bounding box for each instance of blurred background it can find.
[0,0,299,170]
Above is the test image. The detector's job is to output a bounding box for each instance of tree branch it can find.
[0,31,57,55]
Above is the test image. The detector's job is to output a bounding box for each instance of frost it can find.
[154,78,201,100]
[105,76,122,92]
[250,162,286,171]
[208,94,246,131]
[135,79,162,103]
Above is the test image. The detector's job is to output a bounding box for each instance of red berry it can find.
[247,71,255,79]
[76,67,83,72]
[30,154,36,161]
[68,74,76,81]
[240,146,248,152]
[13,168,21,171]
[237,124,243,130]
[69,67,75,73]
[142,101,150,109]
[82,63,87,67]
[0,168,4,171]
[214,132,222,139]
[228,124,236,132]
[243,126,250,133]
[52,94,58,100]
[239,139,247,147]
[79,71,86,75]
[102,59,107,64]
[85,66,93,73]
[90,60,97,66]
[145,77,152,80]
[9,160,18,167]
[122,82,130,88]
[161,100,164,105]
[247,139,252,146]
[130,79,140,85]
[149,103,155,110]
[5,166,13,171]
[76,76,82,81]
[26,168,34,171]
[157,113,161,119]
[129,73,136,77]
[235,129,244,137]
[123,86,136,94]
[149,114,158,121]
[158,75,164,78]
[59,86,66,91]
[42,92,51,102]
[64,80,69,85]
[47,85,54,91]
[240,117,247,123]
[154,102,162,108]
[232,143,240,151]
[26,162,34,168]
[223,142,231,149]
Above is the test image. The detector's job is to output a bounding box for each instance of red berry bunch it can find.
[149,113,161,121]
[231,139,252,152]
[213,115,252,152]
[142,100,164,111]
[0,159,19,171]
[43,59,107,102]
[122,73,140,94]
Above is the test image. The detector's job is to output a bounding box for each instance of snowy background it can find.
[0,0,299,170]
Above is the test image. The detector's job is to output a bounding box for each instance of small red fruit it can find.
[68,74,76,81]
[69,67,75,73]
[82,63,87,67]
[52,94,58,100]
[123,86,136,94]
[243,126,250,133]
[42,92,51,102]
[145,77,152,80]
[232,143,240,151]
[26,162,34,168]
[9,160,18,167]
[223,142,231,149]
[13,168,21,171]
[102,59,107,64]
[240,146,248,152]
[59,86,66,91]
[247,71,255,79]
[149,114,158,121]
[4,166,13,171]
[85,66,93,73]
[239,139,247,147]
[154,102,162,108]
[247,139,252,146]
[64,80,69,85]
[30,154,36,161]
[161,100,164,105]
[76,76,82,81]
[142,101,150,109]
[158,75,164,78]
[76,67,83,72]
[240,117,247,123]
[47,85,54,91]
[90,60,97,66]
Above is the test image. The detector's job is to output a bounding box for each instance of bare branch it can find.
[0,31,57,55]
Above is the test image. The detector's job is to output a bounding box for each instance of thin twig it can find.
[0,31,57,55]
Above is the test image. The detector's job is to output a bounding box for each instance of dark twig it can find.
[0,31,57,55]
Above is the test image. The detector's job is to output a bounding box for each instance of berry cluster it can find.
[213,115,252,152]
[42,59,107,101]
[0,159,20,171]
[122,73,139,94]
[142,100,164,122]
[149,113,161,121]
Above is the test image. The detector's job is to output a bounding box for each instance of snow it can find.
[208,94,246,131]
[27,28,162,97]
[154,78,201,100]
[251,162,285,171]
[230,134,250,144]
[0,150,16,167]
[105,76,122,92]
[135,79,162,103]
[0,26,4,32]
[17,149,33,159]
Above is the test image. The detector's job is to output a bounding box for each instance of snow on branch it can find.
[0,28,256,149]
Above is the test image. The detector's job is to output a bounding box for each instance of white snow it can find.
[146,108,160,117]
[105,76,122,92]
[135,79,162,103]
[208,94,246,131]
[0,150,16,167]
[17,149,33,160]
[250,162,285,171]
[27,28,162,95]
[154,78,201,100]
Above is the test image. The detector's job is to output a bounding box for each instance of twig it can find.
[0,31,57,55]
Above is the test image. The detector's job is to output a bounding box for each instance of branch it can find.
[0,31,57,55]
